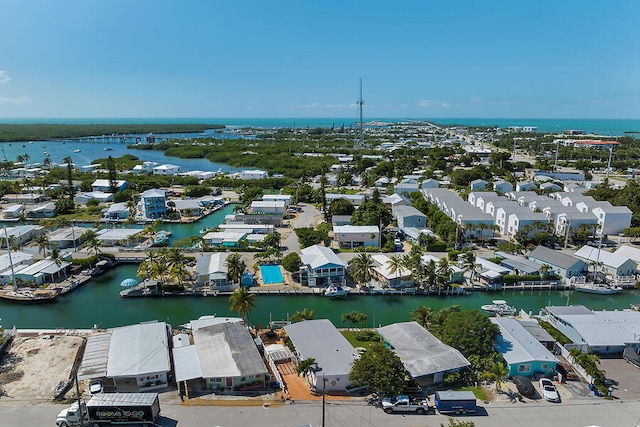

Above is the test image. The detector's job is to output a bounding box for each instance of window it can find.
[541,364,548,370]
[518,364,531,373]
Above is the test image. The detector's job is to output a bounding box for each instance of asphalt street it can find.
[5,398,640,427]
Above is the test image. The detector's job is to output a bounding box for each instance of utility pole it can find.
[355,78,364,149]
[606,145,613,180]
[322,375,326,427]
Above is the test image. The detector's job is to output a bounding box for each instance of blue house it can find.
[140,188,167,219]
[490,317,557,378]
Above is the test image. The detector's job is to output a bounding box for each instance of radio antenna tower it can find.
[355,78,364,149]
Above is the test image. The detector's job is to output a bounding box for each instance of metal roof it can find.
[284,319,358,376]
[87,392,158,407]
[173,345,202,382]
[193,323,267,378]
[518,320,556,344]
[377,322,469,378]
[371,255,412,280]
[107,322,170,377]
[615,245,640,263]
[333,225,379,234]
[575,245,633,269]
[195,253,228,276]
[77,332,112,380]
[528,246,586,270]
[491,317,557,365]
[301,245,345,269]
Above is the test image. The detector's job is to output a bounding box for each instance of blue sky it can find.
[0,0,638,119]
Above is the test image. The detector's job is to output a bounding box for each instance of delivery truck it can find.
[56,392,160,427]
[434,390,476,414]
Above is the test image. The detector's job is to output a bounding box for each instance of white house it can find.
[300,245,346,288]
[153,164,181,176]
[507,211,548,239]
[250,200,286,215]
[104,202,130,220]
[592,205,632,236]
[74,191,113,204]
[3,204,24,219]
[91,179,128,193]
[195,252,231,288]
[574,245,637,278]
[333,225,379,249]
[516,181,537,192]
[370,254,414,288]
[240,169,268,180]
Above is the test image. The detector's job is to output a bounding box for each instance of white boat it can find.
[481,300,516,315]
[324,285,351,297]
[104,147,113,151]
[574,283,622,294]
[73,149,81,153]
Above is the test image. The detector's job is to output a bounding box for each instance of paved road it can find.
[282,203,321,255]
[5,397,640,427]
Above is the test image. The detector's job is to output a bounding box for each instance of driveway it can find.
[599,358,640,400]
[281,203,321,255]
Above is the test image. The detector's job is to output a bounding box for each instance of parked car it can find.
[556,363,579,381]
[539,378,561,402]
[513,376,536,398]
[88,379,103,395]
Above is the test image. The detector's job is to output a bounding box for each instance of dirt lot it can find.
[0,333,85,402]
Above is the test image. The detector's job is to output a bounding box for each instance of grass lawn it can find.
[340,330,378,348]
[455,386,488,401]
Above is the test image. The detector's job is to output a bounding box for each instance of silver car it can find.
[539,378,560,402]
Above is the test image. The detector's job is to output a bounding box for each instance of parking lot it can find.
[599,358,640,400]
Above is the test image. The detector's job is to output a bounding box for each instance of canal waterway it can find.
[2,265,640,330]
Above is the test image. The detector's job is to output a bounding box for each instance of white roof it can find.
[173,199,203,209]
[173,345,202,382]
[614,245,640,263]
[377,322,469,378]
[92,179,127,188]
[141,188,165,198]
[284,320,358,376]
[96,228,143,241]
[0,251,33,272]
[14,258,70,276]
[4,204,24,213]
[154,164,180,170]
[107,322,170,377]
[251,200,286,208]
[491,317,557,365]
[195,253,228,277]
[301,245,346,269]
[106,202,128,213]
[574,245,632,268]
[333,225,379,234]
[202,231,246,243]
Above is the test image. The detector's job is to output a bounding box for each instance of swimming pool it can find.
[260,265,284,285]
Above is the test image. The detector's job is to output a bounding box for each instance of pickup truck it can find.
[381,395,431,414]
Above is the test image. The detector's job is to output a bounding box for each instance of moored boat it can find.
[481,299,516,315]
[324,285,351,298]
[573,283,622,294]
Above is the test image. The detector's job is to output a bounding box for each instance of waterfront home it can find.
[614,245,640,270]
[528,246,588,279]
[139,189,167,219]
[48,226,92,249]
[421,178,439,189]
[420,254,463,283]
[0,256,71,286]
[172,199,204,218]
[74,191,113,204]
[392,205,427,230]
[173,321,267,395]
[262,194,292,207]
[153,164,180,175]
[370,254,414,289]
[490,317,557,378]
[543,305,640,355]
[1,193,45,204]
[469,179,488,191]
[250,200,286,215]
[2,204,24,219]
[239,169,268,180]
[104,202,130,220]
[0,251,33,277]
[332,225,380,249]
[225,212,283,227]
[493,179,514,194]
[25,202,56,219]
[183,170,218,180]
[78,321,171,392]
[91,179,129,193]
[1,225,43,246]
[131,161,158,174]
[96,228,144,247]
[284,319,358,392]
[300,244,346,287]
[202,231,246,248]
[195,253,232,289]
[377,322,470,385]
[218,223,274,235]
[574,245,637,278]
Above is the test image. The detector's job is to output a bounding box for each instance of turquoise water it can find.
[260,265,284,285]
[1,118,638,136]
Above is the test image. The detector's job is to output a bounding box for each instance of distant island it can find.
[0,123,224,142]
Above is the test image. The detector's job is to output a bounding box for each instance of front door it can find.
[226,377,232,388]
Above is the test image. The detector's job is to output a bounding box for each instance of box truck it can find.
[56,392,160,427]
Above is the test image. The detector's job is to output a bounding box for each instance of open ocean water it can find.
[1,118,639,136]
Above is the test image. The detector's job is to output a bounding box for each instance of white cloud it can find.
[297,102,319,109]
[0,71,10,84]
[417,99,432,108]
[440,102,451,108]
[0,96,32,105]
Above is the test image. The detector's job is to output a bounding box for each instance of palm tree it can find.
[461,251,479,283]
[151,260,170,286]
[476,222,489,246]
[296,357,318,377]
[386,255,404,288]
[484,361,509,392]
[166,248,187,270]
[410,306,433,329]
[348,250,373,288]
[229,287,257,325]
[424,259,438,291]
[125,199,137,221]
[291,308,315,323]
[34,234,50,256]
[225,253,245,284]
[170,262,191,289]
[437,257,453,288]
[539,263,552,279]
[83,230,103,257]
